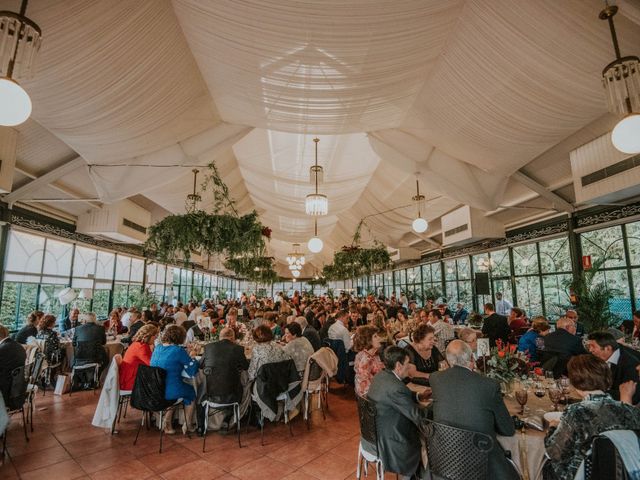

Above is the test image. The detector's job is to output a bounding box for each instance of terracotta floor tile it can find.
[12,444,72,473]
[138,444,199,474]
[202,444,263,471]
[76,446,138,474]
[54,424,106,444]
[282,470,321,480]
[230,456,296,480]
[160,458,226,480]
[0,459,20,479]
[64,431,123,457]
[89,458,154,480]
[300,452,359,480]
[5,430,61,457]
[20,459,87,480]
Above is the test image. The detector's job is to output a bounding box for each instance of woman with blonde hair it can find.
[119,324,158,392]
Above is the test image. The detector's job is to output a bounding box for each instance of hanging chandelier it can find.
[286,243,305,272]
[185,169,202,213]
[0,0,42,126]
[411,179,428,233]
[305,138,328,216]
[600,3,640,154]
[307,218,323,253]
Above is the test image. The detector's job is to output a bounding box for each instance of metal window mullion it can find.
[622,224,636,315]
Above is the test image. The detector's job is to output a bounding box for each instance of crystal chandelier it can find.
[286,243,305,273]
[185,169,202,213]
[0,0,43,126]
[600,4,640,154]
[411,179,428,233]
[305,138,328,216]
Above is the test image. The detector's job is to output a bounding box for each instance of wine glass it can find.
[515,389,528,415]
[559,377,571,404]
[548,387,563,411]
[534,381,546,399]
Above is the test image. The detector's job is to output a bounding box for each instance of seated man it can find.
[367,346,430,480]
[0,324,27,404]
[588,331,640,405]
[73,313,108,382]
[481,303,510,348]
[541,316,586,377]
[430,340,519,480]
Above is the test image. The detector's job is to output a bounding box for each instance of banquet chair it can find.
[2,365,29,461]
[70,340,102,395]
[323,338,354,386]
[301,356,328,429]
[201,399,241,451]
[355,395,385,480]
[110,354,131,435]
[584,430,640,480]
[130,365,186,453]
[25,352,46,432]
[420,419,493,480]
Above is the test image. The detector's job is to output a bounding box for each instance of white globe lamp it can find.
[308,236,323,253]
[611,114,640,154]
[0,78,32,126]
[412,217,428,233]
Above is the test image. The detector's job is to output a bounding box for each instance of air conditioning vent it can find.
[122,218,147,234]
[581,154,640,187]
[444,224,469,238]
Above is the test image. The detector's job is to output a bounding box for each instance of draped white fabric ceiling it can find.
[4,0,640,277]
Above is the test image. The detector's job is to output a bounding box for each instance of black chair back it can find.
[421,419,493,480]
[307,358,323,383]
[7,365,28,411]
[586,431,640,480]
[73,340,102,364]
[356,395,379,455]
[130,365,174,412]
[30,352,46,384]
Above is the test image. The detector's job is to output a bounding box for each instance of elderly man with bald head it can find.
[429,340,519,480]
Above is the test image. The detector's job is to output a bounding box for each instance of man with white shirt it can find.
[428,309,454,353]
[328,309,352,352]
[495,292,513,316]
[588,331,640,404]
[173,307,188,326]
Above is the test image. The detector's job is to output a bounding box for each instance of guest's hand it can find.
[620,380,637,405]
[547,418,561,428]
[418,388,432,402]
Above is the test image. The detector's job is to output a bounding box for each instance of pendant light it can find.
[600,4,640,154]
[307,218,323,253]
[185,169,202,212]
[305,138,328,216]
[411,179,428,233]
[0,0,42,126]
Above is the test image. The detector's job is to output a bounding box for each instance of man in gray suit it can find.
[429,340,519,480]
[367,346,430,480]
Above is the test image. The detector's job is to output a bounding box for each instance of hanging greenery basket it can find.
[224,255,280,283]
[322,242,391,281]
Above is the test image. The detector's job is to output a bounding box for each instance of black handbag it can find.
[130,365,174,412]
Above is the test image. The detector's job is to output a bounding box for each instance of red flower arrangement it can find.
[261,226,272,239]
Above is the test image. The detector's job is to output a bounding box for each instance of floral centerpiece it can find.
[476,340,529,386]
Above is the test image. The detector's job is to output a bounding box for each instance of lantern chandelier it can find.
[411,179,428,233]
[599,3,640,154]
[185,169,202,213]
[286,243,305,276]
[305,138,328,216]
[0,0,42,126]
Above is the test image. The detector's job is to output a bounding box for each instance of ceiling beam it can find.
[511,170,575,214]
[4,157,90,208]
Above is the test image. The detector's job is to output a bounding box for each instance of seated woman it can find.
[35,314,61,363]
[282,322,314,374]
[405,323,445,385]
[264,312,282,339]
[248,325,291,381]
[353,325,384,397]
[150,325,199,434]
[544,354,640,480]
[119,324,158,392]
[104,309,126,336]
[15,311,43,344]
[517,316,550,362]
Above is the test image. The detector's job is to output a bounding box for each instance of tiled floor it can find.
[1,383,366,480]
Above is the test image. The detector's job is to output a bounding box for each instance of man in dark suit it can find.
[200,327,249,404]
[60,307,80,333]
[430,340,519,480]
[72,313,108,373]
[588,331,640,404]
[481,303,510,348]
[541,316,586,376]
[295,316,321,351]
[367,346,430,479]
[0,324,27,404]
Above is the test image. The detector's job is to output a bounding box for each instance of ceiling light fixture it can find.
[286,243,305,272]
[305,138,328,216]
[307,218,323,253]
[0,0,42,126]
[411,179,428,233]
[185,169,202,212]
[600,3,640,154]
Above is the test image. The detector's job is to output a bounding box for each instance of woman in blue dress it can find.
[517,316,550,362]
[150,324,199,434]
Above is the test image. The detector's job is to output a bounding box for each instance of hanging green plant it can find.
[224,255,280,283]
[145,162,269,265]
[322,219,392,280]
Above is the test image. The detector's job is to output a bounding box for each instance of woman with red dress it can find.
[119,324,158,391]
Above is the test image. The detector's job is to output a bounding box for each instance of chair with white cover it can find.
[25,352,46,432]
[301,356,329,429]
[202,399,241,451]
